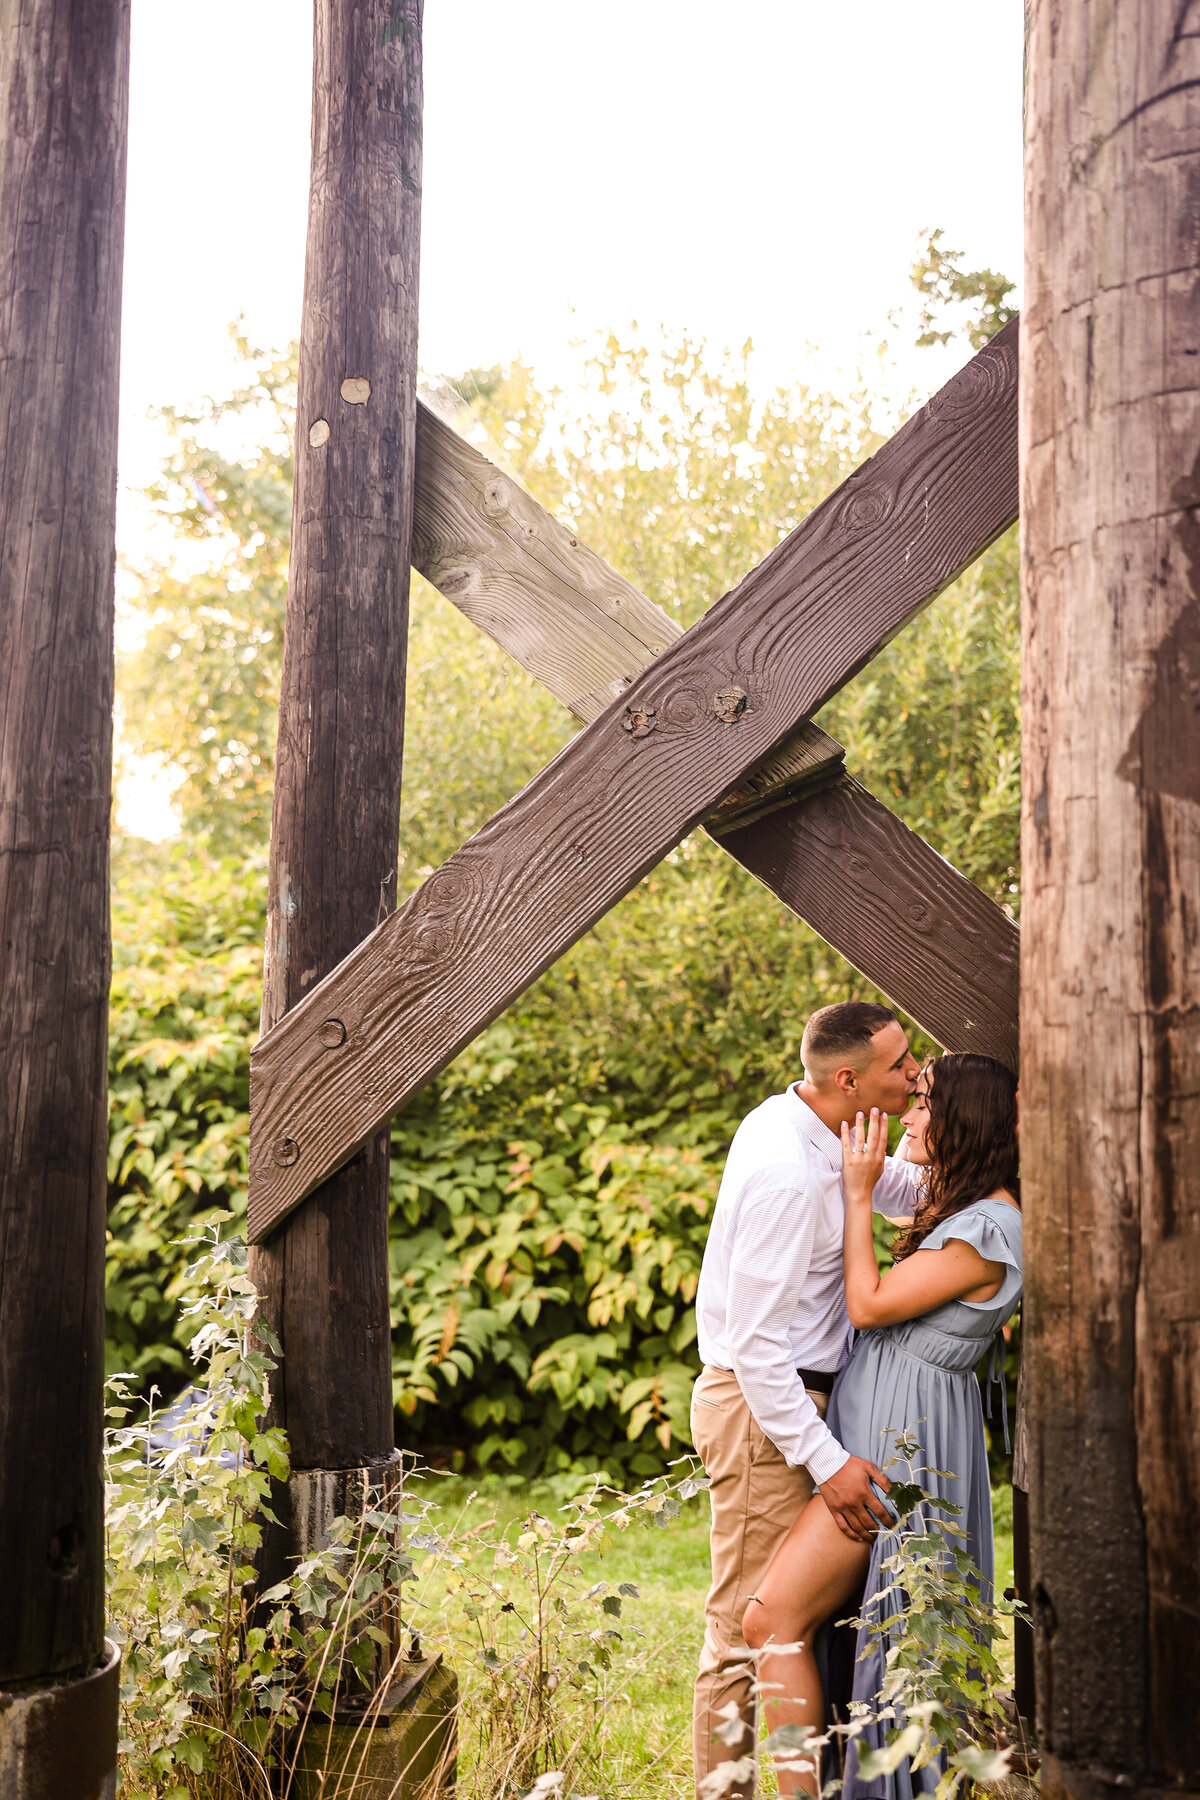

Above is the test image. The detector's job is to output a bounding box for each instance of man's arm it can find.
[723,1169,891,1541]
[723,1167,848,1483]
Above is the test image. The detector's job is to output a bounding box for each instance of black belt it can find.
[797,1366,836,1395]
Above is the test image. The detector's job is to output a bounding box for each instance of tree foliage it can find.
[111,300,1020,1477]
[119,331,294,850]
[909,227,1018,353]
[107,840,262,1382]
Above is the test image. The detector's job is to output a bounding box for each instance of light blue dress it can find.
[825,1197,1023,1800]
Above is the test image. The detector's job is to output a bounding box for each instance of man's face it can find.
[852,1022,921,1117]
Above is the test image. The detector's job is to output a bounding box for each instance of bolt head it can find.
[622,704,658,739]
[272,1136,300,1167]
[318,1018,347,1048]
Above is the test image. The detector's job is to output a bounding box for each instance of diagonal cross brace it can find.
[249,321,1018,1238]
[407,395,1018,1053]
[411,393,849,830]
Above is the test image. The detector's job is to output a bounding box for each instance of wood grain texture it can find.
[249,321,1019,1237]
[1023,5,1200,1787]
[413,400,845,815]
[246,0,422,1470]
[0,0,129,1684]
[721,776,1019,1069]
[412,401,1017,1034]
[415,398,678,721]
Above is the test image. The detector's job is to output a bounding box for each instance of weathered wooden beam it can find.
[719,776,1019,1069]
[248,323,1018,1238]
[0,0,129,1778]
[1023,3,1200,1787]
[412,395,1018,1041]
[246,0,423,1497]
[413,399,846,820]
[414,396,677,720]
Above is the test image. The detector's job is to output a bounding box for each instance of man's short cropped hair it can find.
[801,1001,897,1078]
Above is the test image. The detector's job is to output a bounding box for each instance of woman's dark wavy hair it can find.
[892,1053,1020,1260]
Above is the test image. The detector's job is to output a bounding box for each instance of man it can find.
[691,1001,922,1798]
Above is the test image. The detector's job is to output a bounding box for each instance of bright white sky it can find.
[116,0,1024,835]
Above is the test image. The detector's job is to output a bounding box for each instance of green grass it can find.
[404,1474,709,1795]
[404,1476,1016,1799]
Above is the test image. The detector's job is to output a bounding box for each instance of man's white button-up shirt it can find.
[695,1083,922,1485]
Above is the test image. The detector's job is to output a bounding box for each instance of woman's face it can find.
[901,1071,932,1166]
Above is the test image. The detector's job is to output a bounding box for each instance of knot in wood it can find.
[47,1521,82,1576]
[712,686,750,724]
[318,1018,347,1048]
[930,335,1012,420]
[308,418,330,447]
[340,376,371,405]
[481,475,512,517]
[838,485,892,533]
[272,1135,301,1168]
[622,704,657,739]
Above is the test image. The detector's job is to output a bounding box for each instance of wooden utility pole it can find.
[249,0,423,1570]
[0,0,129,1790]
[1023,3,1200,1790]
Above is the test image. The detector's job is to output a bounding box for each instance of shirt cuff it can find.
[807,1436,851,1487]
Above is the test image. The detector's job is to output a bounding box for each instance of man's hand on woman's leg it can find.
[818,1455,891,1543]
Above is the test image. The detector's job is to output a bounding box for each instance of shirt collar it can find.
[786,1083,844,1172]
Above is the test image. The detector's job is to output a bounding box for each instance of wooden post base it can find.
[260,1454,403,1597]
[289,1455,402,1557]
[290,1655,458,1798]
[0,1641,119,1800]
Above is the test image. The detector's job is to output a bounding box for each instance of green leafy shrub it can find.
[107,1219,714,1799]
[107,1222,290,1797]
[843,1441,1026,1800]
[831,1477,1029,1800]
[713,1431,1029,1800]
[388,1098,729,1479]
[106,842,265,1387]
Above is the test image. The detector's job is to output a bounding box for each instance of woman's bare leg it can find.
[742,1494,870,1797]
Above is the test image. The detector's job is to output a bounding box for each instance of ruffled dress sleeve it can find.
[921,1200,1023,1318]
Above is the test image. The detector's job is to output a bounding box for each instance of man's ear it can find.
[833,1064,858,1097]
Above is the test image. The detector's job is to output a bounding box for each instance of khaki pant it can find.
[690,1365,829,1799]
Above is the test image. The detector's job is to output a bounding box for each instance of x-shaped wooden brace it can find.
[248,320,1019,1240]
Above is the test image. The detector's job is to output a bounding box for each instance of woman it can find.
[742,1053,1022,1799]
